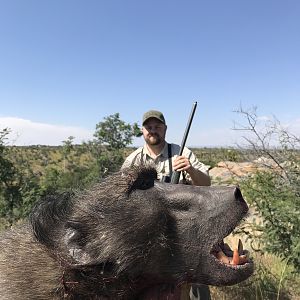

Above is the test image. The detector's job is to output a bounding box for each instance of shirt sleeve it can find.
[181,147,210,184]
[121,148,143,170]
[186,149,210,175]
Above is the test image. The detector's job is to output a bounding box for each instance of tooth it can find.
[232,249,240,265]
[216,250,230,264]
[239,255,249,264]
[238,239,243,255]
[243,250,250,259]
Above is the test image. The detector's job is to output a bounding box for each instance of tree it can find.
[91,113,141,178]
[62,136,75,172]
[234,107,300,273]
[93,113,141,150]
[0,128,42,227]
[0,129,23,226]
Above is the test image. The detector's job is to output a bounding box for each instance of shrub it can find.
[234,107,300,273]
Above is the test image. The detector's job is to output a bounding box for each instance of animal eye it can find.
[139,181,152,190]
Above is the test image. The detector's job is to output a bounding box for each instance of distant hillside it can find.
[6,145,248,176]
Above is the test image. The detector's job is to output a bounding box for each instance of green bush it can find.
[234,107,300,274]
[241,170,300,273]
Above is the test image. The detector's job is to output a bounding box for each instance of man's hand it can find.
[173,155,192,172]
[173,155,211,186]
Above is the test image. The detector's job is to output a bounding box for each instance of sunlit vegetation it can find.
[0,109,299,299]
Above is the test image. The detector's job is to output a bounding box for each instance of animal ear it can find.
[30,193,98,266]
[30,192,73,248]
[128,166,157,192]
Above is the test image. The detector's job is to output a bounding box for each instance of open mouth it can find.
[211,239,251,267]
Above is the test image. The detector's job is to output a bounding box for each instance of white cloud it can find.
[0,117,94,146]
[1,116,299,148]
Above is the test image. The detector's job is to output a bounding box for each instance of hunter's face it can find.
[142,118,167,146]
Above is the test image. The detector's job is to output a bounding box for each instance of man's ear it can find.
[137,127,143,137]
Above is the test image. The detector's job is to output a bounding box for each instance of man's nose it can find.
[148,127,157,133]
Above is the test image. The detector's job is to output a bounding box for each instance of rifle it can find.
[161,101,197,184]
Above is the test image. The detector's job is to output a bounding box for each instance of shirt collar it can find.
[143,142,169,159]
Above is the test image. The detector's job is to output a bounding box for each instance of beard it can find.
[145,134,163,146]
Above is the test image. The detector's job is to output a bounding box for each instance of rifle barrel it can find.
[170,101,197,184]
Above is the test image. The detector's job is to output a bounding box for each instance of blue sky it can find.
[0,0,299,147]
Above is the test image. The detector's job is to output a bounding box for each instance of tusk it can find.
[238,239,243,255]
[232,249,240,265]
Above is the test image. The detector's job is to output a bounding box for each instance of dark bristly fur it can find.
[0,166,253,299]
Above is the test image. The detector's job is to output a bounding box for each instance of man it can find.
[122,110,211,186]
[122,110,211,300]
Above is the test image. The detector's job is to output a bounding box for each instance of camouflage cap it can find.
[142,110,166,125]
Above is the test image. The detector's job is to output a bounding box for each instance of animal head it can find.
[30,166,254,298]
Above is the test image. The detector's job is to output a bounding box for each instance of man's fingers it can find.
[173,161,190,171]
[175,167,187,172]
[174,157,187,164]
[173,156,191,172]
